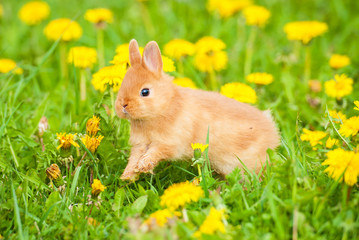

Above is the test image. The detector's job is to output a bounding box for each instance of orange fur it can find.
[115,39,280,180]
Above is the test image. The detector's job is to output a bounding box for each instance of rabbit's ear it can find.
[129,39,141,66]
[142,41,163,75]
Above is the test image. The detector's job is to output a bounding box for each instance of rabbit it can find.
[115,39,280,181]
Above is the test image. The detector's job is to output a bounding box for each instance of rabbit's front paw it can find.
[120,170,139,181]
[134,154,155,173]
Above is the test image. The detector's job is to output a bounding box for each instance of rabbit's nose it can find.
[123,104,128,114]
[123,104,128,108]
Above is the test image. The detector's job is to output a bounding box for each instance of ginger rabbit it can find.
[115,39,280,180]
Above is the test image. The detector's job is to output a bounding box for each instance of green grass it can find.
[1,0,359,239]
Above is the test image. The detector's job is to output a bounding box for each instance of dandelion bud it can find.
[38,116,49,137]
[194,149,202,159]
[46,164,64,188]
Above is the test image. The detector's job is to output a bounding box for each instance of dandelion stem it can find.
[304,45,311,84]
[7,135,19,168]
[197,164,202,182]
[244,27,257,77]
[208,70,218,91]
[72,152,87,176]
[97,29,105,68]
[80,69,87,101]
[59,42,68,81]
[177,59,184,75]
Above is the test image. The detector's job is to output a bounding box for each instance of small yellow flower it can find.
[329,54,350,69]
[143,209,181,227]
[207,0,252,18]
[173,77,197,89]
[91,179,106,197]
[87,217,99,226]
[91,64,127,92]
[220,82,257,104]
[191,143,209,153]
[56,133,80,150]
[246,72,273,85]
[354,101,359,111]
[324,74,353,99]
[322,149,359,186]
[242,5,271,27]
[308,80,322,93]
[328,110,347,123]
[325,137,337,149]
[161,56,176,72]
[339,116,359,138]
[0,59,23,74]
[195,36,226,53]
[300,128,327,148]
[283,21,328,45]
[160,181,204,210]
[81,135,104,153]
[44,18,82,42]
[194,207,226,238]
[18,1,50,25]
[86,115,101,136]
[68,46,97,69]
[164,39,195,60]
[194,51,228,73]
[84,8,113,24]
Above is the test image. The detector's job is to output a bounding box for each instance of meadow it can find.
[0,0,359,239]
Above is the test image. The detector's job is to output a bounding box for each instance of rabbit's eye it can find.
[140,88,150,97]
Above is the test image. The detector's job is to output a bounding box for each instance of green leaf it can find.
[131,195,148,214]
[112,188,126,212]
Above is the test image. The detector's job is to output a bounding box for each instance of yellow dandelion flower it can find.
[300,128,327,148]
[220,82,257,104]
[160,181,204,210]
[81,135,104,153]
[246,72,273,85]
[339,116,359,137]
[162,56,176,72]
[164,39,195,60]
[68,46,97,69]
[243,5,271,27]
[56,133,79,150]
[194,50,228,73]
[18,1,50,25]
[329,54,350,69]
[328,110,347,123]
[354,101,359,111]
[325,137,337,149]
[143,209,181,227]
[87,217,99,226]
[283,21,328,45]
[322,149,359,186]
[207,0,252,18]
[84,8,113,24]
[195,36,226,53]
[324,74,353,99]
[191,143,209,153]
[91,64,127,92]
[308,80,322,93]
[91,179,106,197]
[173,77,197,89]
[194,207,226,238]
[0,59,23,74]
[86,115,101,136]
[44,18,82,42]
